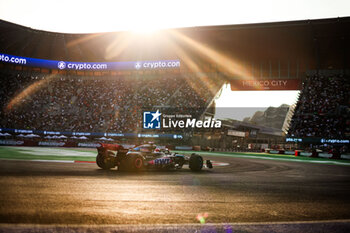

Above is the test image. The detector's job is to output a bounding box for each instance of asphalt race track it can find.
[0,154,350,232]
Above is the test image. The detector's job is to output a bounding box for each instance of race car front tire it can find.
[189,153,203,171]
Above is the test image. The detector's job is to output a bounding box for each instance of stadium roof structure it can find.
[0,17,349,75]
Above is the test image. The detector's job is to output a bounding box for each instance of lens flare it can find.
[161,34,218,101]
[66,33,102,48]
[196,212,208,224]
[5,74,58,113]
[105,32,136,60]
[168,30,253,80]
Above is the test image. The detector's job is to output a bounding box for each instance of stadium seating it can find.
[0,70,222,133]
[288,74,350,139]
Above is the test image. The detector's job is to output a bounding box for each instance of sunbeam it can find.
[5,74,58,113]
[168,30,253,80]
[105,32,137,60]
[66,33,102,48]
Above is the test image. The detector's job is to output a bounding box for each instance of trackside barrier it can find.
[285,151,295,155]
[0,140,99,148]
[265,150,350,160]
[300,152,313,157]
[1,140,350,160]
[77,143,100,148]
[318,153,332,158]
[0,140,24,146]
[268,150,286,154]
[175,146,193,151]
[318,153,350,160]
[38,141,65,147]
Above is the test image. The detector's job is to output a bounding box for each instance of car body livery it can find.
[96,143,213,172]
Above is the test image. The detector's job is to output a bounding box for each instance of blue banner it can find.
[0,128,183,139]
[0,53,180,71]
[286,137,349,144]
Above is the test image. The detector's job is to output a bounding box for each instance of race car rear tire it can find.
[189,153,203,172]
[119,154,144,172]
[96,153,103,168]
[96,152,115,170]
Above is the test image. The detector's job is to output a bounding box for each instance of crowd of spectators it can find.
[288,74,350,138]
[0,70,222,133]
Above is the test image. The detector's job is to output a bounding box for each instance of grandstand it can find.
[0,71,222,133]
[0,17,349,153]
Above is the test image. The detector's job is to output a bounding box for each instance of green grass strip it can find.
[0,147,95,161]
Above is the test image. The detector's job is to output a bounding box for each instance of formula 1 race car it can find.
[96,143,213,172]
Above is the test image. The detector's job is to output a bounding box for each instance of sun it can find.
[131,26,158,35]
[129,22,165,35]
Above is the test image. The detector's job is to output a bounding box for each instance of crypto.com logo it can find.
[58,61,66,70]
[135,62,141,70]
[143,110,161,129]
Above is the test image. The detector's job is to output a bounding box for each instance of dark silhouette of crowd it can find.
[0,70,222,133]
[288,74,350,138]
